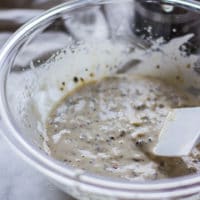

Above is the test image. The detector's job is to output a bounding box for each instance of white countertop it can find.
[0,31,74,200]
[0,134,74,200]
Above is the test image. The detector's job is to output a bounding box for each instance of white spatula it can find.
[154,107,200,157]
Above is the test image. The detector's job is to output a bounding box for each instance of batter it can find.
[46,75,200,180]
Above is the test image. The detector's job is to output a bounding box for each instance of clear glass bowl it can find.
[1,0,200,199]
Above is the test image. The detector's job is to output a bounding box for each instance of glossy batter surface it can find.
[46,75,200,180]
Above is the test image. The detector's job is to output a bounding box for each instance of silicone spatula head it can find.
[154,107,200,157]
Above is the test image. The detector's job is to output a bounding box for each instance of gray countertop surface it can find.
[0,134,74,200]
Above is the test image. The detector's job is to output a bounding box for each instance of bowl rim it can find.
[1,0,200,198]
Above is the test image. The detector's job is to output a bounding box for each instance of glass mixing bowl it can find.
[1,0,200,199]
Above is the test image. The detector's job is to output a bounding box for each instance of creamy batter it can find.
[46,75,200,180]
